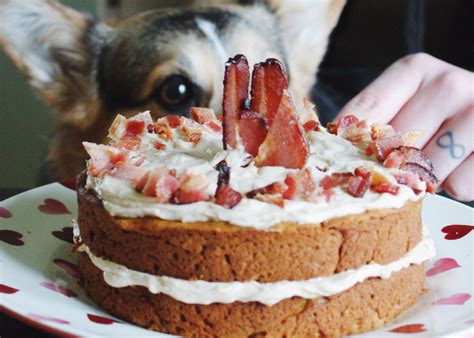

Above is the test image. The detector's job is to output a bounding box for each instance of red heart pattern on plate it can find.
[426,258,461,277]
[0,284,19,294]
[433,293,471,305]
[441,224,474,240]
[87,313,120,325]
[40,281,77,298]
[52,227,74,244]
[0,207,12,218]
[59,177,77,191]
[0,230,24,246]
[28,313,70,325]
[38,198,71,215]
[53,258,80,279]
[389,323,426,333]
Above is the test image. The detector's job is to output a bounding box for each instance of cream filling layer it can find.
[78,227,435,306]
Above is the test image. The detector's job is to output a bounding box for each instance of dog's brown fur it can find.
[0,0,345,182]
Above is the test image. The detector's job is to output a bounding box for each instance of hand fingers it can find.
[337,53,442,124]
[389,70,474,147]
[422,105,474,184]
[443,154,474,202]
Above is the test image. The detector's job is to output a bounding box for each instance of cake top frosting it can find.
[83,55,437,229]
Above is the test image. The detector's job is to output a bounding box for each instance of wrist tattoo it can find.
[436,131,465,159]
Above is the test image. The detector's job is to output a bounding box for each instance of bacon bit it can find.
[109,164,147,186]
[215,160,242,209]
[153,122,173,141]
[402,163,438,193]
[130,111,153,126]
[181,127,202,144]
[166,115,183,128]
[319,173,352,190]
[393,171,425,194]
[338,115,359,129]
[322,188,335,203]
[365,145,374,156]
[250,58,288,126]
[327,122,338,134]
[190,107,216,124]
[136,169,179,202]
[205,121,223,133]
[370,124,395,140]
[303,120,320,132]
[384,146,434,171]
[282,168,315,199]
[370,134,405,161]
[82,142,125,176]
[247,181,287,198]
[371,183,399,195]
[255,90,309,168]
[154,141,166,150]
[108,114,127,139]
[171,190,210,204]
[254,193,285,208]
[370,170,391,186]
[383,150,405,168]
[222,55,250,150]
[347,175,370,197]
[354,167,371,179]
[299,99,320,127]
[125,120,145,137]
[171,174,210,204]
[113,138,141,151]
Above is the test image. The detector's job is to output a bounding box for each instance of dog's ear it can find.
[267,0,346,106]
[0,0,110,129]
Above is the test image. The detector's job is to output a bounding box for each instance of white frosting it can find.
[78,226,435,306]
[87,126,423,229]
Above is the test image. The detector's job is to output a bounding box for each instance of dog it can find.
[0,0,345,182]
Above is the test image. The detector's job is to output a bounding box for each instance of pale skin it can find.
[337,53,473,201]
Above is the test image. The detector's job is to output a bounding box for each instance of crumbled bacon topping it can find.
[215,161,242,209]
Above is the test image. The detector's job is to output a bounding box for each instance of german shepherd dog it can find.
[0,0,345,182]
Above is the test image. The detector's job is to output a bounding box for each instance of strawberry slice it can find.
[190,107,216,124]
[136,169,179,202]
[255,90,309,168]
[282,168,315,199]
[250,59,288,126]
[222,55,250,150]
[215,161,242,208]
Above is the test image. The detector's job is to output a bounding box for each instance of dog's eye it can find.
[155,75,196,115]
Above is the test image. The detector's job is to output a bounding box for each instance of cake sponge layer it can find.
[78,253,425,337]
[78,174,422,283]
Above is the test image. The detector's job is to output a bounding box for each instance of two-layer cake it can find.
[74,55,436,337]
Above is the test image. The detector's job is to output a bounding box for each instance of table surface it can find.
[0,187,472,337]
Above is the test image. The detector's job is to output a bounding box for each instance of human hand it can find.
[337,53,473,201]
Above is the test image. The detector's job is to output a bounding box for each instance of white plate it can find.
[1,183,473,337]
